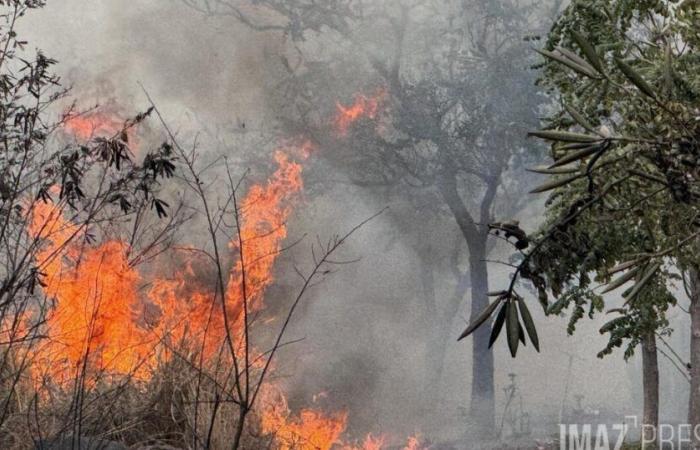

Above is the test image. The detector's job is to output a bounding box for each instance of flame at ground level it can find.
[23,95,425,448]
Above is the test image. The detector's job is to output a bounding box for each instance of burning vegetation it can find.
[1,0,598,448]
[0,12,416,442]
[333,89,388,137]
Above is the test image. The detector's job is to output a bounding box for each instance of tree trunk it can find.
[688,268,700,449]
[420,261,441,408]
[423,269,470,411]
[467,236,495,433]
[438,172,496,436]
[641,331,659,449]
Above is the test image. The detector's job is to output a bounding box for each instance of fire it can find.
[402,435,424,450]
[260,384,348,450]
[259,385,425,450]
[28,139,313,383]
[28,201,153,384]
[24,89,423,447]
[225,149,305,321]
[64,111,126,141]
[333,88,387,136]
[341,434,387,450]
[63,109,141,156]
[146,140,312,365]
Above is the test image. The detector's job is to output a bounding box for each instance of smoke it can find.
[20,1,279,127]
[19,0,694,445]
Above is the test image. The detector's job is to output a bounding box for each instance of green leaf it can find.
[623,262,662,302]
[614,57,656,98]
[599,316,627,334]
[558,142,601,150]
[547,296,568,315]
[529,173,585,194]
[507,300,520,357]
[536,48,602,79]
[517,296,540,352]
[489,302,508,349]
[607,258,643,276]
[563,103,599,134]
[458,297,503,341]
[549,145,603,168]
[528,130,600,143]
[555,46,593,69]
[527,165,580,175]
[600,267,640,294]
[570,30,605,74]
[488,290,508,297]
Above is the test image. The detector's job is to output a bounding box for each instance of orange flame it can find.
[340,434,387,450]
[63,109,141,156]
[333,88,387,136]
[260,384,347,450]
[28,137,316,384]
[64,112,125,141]
[402,434,424,450]
[146,141,313,365]
[27,94,421,447]
[28,202,153,384]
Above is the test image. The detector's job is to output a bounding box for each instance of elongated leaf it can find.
[458,297,503,341]
[600,267,640,294]
[559,142,600,150]
[489,302,508,348]
[488,290,508,297]
[529,173,585,194]
[517,296,540,352]
[621,285,634,298]
[518,322,526,345]
[507,300,520,357]
[571,30,604,73]
[614,57,656,98]
[549,145,602,168]
[536,49,601,79]
[528,130,599,143]
[555,46,593,69]
[564,104,599,134]
[623,262,662,301]
[527,165,580,175]
[607,258,642,276]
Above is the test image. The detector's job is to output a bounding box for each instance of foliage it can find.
[0,1,177,311]
[461,0,700,356]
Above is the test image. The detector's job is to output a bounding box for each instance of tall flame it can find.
[25,92,425,449]
[147,141,313,364]
[28,140,312,382]
[28,202,153,384]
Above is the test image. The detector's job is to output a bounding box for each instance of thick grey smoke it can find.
[21,0,692,445]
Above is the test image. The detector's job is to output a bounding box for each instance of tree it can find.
[143,95,374,448]
[181,0,557,434]
[328,0,551,432]
[459,0,700,445]
[0,3,372,447]
[0,1,188,444]
[521,177,678,445]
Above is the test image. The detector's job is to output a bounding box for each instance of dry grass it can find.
[0,347,272,450]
